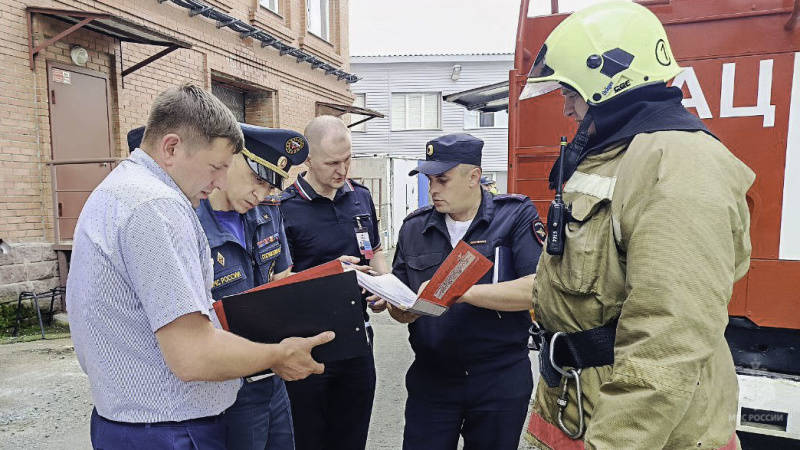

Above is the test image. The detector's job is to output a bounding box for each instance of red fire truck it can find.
[448,0,800,446]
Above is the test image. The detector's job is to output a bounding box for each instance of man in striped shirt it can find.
[67,84,333,450]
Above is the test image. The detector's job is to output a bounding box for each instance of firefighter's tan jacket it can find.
[529,131,755,450]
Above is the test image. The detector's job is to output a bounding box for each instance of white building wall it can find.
[350,55,512,174]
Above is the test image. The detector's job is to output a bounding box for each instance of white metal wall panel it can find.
[350,56,512,172]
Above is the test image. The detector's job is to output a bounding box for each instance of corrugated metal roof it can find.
[444,81,510,113]
[30,7,191,48]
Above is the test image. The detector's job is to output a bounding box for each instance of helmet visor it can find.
[520,44,561,100]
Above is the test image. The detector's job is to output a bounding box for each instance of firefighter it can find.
[519,2,754,449]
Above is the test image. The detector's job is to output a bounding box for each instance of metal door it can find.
[47,63,114,242]
[390,158,421,247]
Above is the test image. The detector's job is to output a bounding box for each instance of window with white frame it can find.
[464,109,509,129]
[391,93,441,131]
[307,0,330,41]
[350,93,367,132]
[259,0,279,14]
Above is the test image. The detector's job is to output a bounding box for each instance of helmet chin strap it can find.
[548,112,594,191]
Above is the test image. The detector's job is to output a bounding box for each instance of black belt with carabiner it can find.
[529,320,618,388]
[528,320,618,440]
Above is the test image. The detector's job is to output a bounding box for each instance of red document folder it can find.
[350,241,492,316]
[418,240,493,308]
[245,260,343,292]
[212,261,370,364]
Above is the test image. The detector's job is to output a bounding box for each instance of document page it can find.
[348,242,492,317]
[351,270,418,309]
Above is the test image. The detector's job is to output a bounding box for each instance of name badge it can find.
[354,215,373,259]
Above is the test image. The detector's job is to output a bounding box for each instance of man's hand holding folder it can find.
[214,261,372,371]
[272,332,335,381]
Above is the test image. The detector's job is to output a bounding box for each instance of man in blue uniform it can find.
[128,123,308,450]
[197,124,309,450]
[388,133,544,450]
[279,115,388,450]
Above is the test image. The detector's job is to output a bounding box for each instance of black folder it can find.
[214,271,370,364]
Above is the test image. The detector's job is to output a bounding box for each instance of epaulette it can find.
[403,205,434,222]
[348,178,368,190]
[259,195,281,206]
[279,188,297,201]
[494,193,529,202]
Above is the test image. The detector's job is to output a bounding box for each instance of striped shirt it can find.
[67,149,240,423]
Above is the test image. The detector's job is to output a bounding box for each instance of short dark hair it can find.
[142,83,244,154]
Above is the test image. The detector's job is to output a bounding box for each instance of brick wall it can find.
[0,0,355,303]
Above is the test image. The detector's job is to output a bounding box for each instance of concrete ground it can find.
[0,312,539,450]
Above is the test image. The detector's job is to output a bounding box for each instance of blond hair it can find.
[142,84,244,153]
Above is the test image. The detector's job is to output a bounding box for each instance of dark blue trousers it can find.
[225,375,295,450]
[285,349,376,450]
[403,358,533,450]
[90,408,226,450]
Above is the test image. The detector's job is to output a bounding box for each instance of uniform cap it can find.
[127,126,145,154]
[240,124,308,190]
[125,124,309,190]
[409,133,483,176]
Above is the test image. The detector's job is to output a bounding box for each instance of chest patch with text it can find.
[212,266,246,290]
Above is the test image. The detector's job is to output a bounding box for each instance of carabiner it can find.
[556,368,584,440]
[548,331,575,378]
[528,321,547,351]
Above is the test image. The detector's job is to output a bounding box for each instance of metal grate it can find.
[351,177,388,237]
[212,83,246,122]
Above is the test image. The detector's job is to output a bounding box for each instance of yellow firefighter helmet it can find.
[520,1,682,105]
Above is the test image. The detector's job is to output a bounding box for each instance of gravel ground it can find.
[0,312,539,450]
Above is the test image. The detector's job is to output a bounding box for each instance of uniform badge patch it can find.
[426,144,434,156]
[261,247,281,262]
[256,234,279,248]
[217,252,225,267]
[285,137,305,154]
[277,156,288,169]
[213,268,243,290]
[533,220,547,246]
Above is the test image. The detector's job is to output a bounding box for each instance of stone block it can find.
[42,244,56,262]
[0,264,27,284]
[27,279,59,295]
[0,252,12,266]
[0,282,23,305]
[26,261,57,281]
[13,244,43,264]
[52,313,70,329]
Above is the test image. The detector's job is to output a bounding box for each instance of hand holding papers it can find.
[350,241,492,317]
